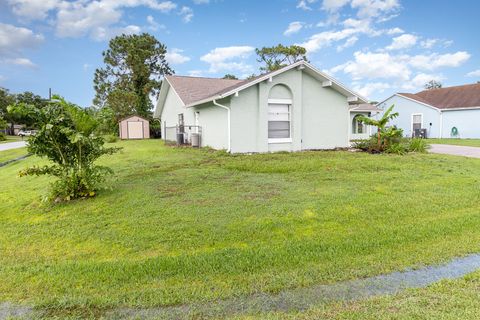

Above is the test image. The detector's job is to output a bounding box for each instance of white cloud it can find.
[351,0,400,19]
[165,48,191,64]
[201,46,255,73]
[3,57,36,68]
[284,22,304,36]
[7,0,60,20]
[331,50,469,97]
[297,0,317,10]
[420,38,453,49]
[331,51,411,81]
[403,73,445,90]
[337,36,358,51]
[467,70,480,77]
[9,0,177,40]
[299,27,361,53]
[353,81,391,97]
[386,34,417,50]
[322,0,350,12]
[193,0,209,4]
[179,6,193,23]
[0,23,44,56]
[408,51,470,70]
[90,25,142,41]
[146,15,166,31]
[386,27,404,35]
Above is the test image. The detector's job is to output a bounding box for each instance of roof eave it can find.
[186,60,367,107]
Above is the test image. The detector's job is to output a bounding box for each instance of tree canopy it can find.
[255,44,308,72]
[222,74,238,80]
[424,80,442,90]
[0,87,45,133]
[93,33,173,124]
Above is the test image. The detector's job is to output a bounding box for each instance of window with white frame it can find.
[268,103,291,140]
[352,115,364,134]
[412,114,422,131]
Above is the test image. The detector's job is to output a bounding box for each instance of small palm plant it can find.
[357,105,399,150]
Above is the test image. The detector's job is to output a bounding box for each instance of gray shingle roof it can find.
[166,75,243,105]
[398,83,480,110]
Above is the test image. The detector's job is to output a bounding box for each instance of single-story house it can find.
[378,83,480,139]
[154,60,369,153]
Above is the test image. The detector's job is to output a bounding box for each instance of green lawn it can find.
[428,138,480,147]
[2,140,480,318]
[0,147,28,163]
[239,271,480,319]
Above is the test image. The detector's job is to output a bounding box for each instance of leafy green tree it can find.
[255,44,308,72]
[357,105,399,150]
[14,91,47,128]
[9,96,120,201]
[424,80,442,90]
[222,74,238,80]
[0,116,7,141]
[94,33,173,121]
[0,87,16,134]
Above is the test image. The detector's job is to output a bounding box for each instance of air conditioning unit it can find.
[413,128,427,138]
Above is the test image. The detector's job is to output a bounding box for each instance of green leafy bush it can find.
[385,142,407,155]
[409,138,429,153]
[9,96,121,201]
[104,134,119,143]
[0,132,5,141]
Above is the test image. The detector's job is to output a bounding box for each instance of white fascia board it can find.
[441,106,480,111]
[164,76,187,107]
[154,80,172,118]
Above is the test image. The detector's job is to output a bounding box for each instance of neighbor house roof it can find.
[396,83,480,110]
[158,60,368,112]
[349,103,380,113]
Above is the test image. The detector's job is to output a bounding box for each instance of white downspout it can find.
[439,111,443,139]
[213,99,231,152]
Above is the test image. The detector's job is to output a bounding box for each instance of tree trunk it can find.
[377,129,381,149]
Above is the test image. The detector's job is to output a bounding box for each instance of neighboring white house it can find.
[378,83,480,139]
[154,60,370,153]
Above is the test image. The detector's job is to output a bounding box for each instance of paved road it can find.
[0,141,27,151]
[429,144,480,158]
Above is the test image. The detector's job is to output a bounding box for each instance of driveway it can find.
[429,144,480,158]
[0,141,27,151]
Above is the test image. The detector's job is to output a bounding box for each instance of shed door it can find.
[127,121,144,139]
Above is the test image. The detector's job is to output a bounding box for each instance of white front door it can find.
[127,121,144,139]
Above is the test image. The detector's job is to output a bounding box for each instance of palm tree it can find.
[357,105,399,149]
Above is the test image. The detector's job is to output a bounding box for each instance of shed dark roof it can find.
[398,83,480,110]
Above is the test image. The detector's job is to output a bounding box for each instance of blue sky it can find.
[0,0,479,107]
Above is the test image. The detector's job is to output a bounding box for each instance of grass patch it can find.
[0,135,24,144]
[243,271,480,319]
[428,138,480,147]
[0,147,28,163]
[1,140,480,316]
